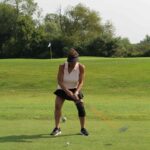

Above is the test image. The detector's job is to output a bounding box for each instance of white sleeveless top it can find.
[57,62,80,89]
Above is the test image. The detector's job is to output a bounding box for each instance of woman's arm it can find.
[75,64,85,95]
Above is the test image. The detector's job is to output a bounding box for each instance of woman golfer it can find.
[50,48,89,136]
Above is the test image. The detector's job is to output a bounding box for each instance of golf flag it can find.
[48,42,51,47]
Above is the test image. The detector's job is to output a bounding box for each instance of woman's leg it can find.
[79,116,85,129]
[75,101,89,135]
[75,101,86,128]
[55,96,64,128]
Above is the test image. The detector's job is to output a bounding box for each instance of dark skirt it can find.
[54,88,84,101]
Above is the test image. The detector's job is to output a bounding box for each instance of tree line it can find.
[0,0,150,58]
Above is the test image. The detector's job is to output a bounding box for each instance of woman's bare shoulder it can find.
[59,63,65,70]
[79,63,85,69]
[79,63,85,73]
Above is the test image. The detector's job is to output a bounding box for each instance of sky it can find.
[34,0,149,43]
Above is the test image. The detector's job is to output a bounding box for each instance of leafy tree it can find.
[15,15,35,57]
[113,37,132,57]
[135,35,150,56]
[0,3,17,57]
[60,3,103,47]
[30,25,49,58]
[44,13,61,40]
[0,1,46,58]
[140,35,150,44]
[1,14,36,58]
[3,0,37,16]
[102,20,115,38]
[87,36,119,57]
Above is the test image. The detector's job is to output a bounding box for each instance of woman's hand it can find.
[73,94,80,101]
[73,91,79,100]
[66,90,79,101]
[66,90,74,97]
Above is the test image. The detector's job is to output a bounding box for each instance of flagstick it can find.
[50,46,52,59]
[48,42,52,59]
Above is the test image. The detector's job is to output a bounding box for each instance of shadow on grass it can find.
[0,133,80,143]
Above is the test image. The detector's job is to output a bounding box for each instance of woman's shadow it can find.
[0,133,80,143]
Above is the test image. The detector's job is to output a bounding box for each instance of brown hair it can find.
[68,48,79,57]
[67,48,79,62]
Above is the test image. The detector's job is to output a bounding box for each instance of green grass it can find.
[0,57,150,150]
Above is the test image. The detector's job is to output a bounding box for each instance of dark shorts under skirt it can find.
[54,88,84,101]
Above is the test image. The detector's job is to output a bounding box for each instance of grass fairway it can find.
[0,57,150,150]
